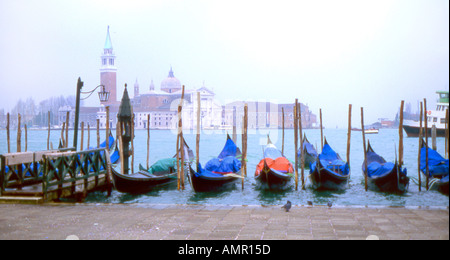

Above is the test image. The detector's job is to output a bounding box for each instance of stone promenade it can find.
[0,203,448,240]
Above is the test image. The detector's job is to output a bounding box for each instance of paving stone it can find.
[0,204,447,240]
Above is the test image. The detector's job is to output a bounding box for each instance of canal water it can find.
[1,128,448,207]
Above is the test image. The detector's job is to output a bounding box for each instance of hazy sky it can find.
[0,0,448,128]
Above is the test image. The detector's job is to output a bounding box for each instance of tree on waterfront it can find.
[1,95,75,128]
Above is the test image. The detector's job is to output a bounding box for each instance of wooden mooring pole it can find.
[106,106,110,153]
[399,100,404,168]
[241,104,248,190]
[177,86,185,190]
[446,109,449,159]
[96,119,100,148]
[147,114,150,169]
[80,122,84,151]
[418,101,423,191]
[298,102,305,190]
[60,123,65,148]
[320,108,324,151]
[196,92,200,173]
[361,107,368,192]
[47,111,51,150]
[294,99,299,190]
[87,123,90,150]
[24,124,27,152]
[431,125,437,151]
[131,113,135,174]
[282,107,285,155]
[424,98,429,191]
[65,111,69,148]
[6,113,10,153]
[347,104,352,173]
[17,113,21,153]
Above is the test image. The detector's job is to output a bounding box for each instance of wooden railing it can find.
[0,150,59,193]
[1,148,112,201]
[42,148,112,200]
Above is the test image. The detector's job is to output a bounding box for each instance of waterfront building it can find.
[69,26,316,131]
[100,26,118,107]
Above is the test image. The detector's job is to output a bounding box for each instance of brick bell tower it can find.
[100,26,117,106]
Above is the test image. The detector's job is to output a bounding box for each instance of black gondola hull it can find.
[365,167,409,193]
[112,168,176,194]
[301,153,317,169]
[438,180,449,195]
[309,167,349,190]
[255,168,293,190]
[420,173,449,196]
[189,167,240,192]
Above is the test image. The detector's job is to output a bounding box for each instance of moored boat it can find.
[362,141,409,193]
[255,136,294,190]
[112,158,178,194]
[309,138,350,190]
[419,139,449,195]
[297,134,318,169]
[189,134,242,192]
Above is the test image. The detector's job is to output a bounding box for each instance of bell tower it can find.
[100,26,117,106]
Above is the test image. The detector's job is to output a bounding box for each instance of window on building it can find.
[109,59,114,65]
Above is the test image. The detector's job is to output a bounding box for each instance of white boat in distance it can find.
[403,91,449,137]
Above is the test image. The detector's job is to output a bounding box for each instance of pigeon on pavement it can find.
[282,200,292,212]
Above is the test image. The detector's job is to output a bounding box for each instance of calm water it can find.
[1,128,448,207]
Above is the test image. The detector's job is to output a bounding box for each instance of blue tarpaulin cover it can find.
[367,161,394,177]
[364,149,407,178]
[196,136,242,177]
[310,143,349,176]
[420,147,449,177]
[264,144,283,160]
[298,141,318,157]
[204,156,242,174]
[218,137,241,159]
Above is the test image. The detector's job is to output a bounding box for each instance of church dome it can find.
[161,67,181,93]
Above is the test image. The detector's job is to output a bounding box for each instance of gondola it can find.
[297,134,318,169]
[112,166,176,194]
[362,141,409,193]
[112,139,193,194]
[309,138,350,190]
[255,136,294,190]
[189,134,242,192]
[419,139,449,195]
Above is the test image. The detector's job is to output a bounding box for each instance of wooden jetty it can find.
[0,148,113,204]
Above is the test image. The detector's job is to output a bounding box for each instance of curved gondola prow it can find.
[366,140,374,154]
[267,134,273,145]
[323,137,329,147]
[303,133,309,144]
[224,133,242,156]
[262,158,270,186]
